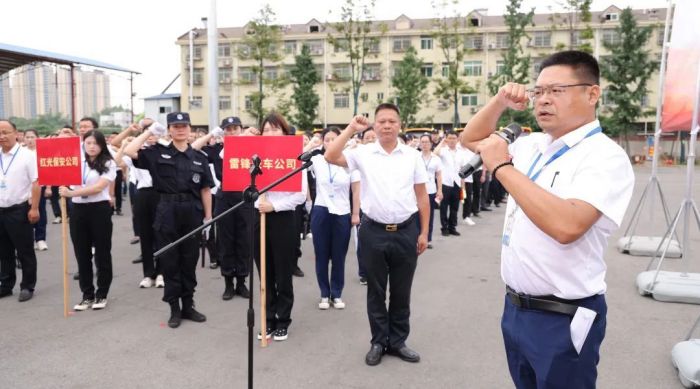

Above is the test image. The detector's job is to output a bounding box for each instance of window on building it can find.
[193,45,203,60]
[219,96,231,110]
[442,63,450,77]
[602,29,621,45]
[245,95,253,110]
[264,67,278,80]
[464,35,483,50]
[304,40,324,56]
[393,37,412,52]
[334,93,349,108]
[601,88,613,105]
[360,92,368,102]
[334,39,349,53]
[421,64,433,77]
[218,68,232,83]
[333,65,351,80]
[461,94,478,106]
[366,40,380,53]
[463,61,482,76]
[469,17,481,27]
[238,44,251,58]
[377,92,384,102]
[420,36,433,50]
[159,106,172,114]
[532,31,551,47]
[532,58,544,79]
[239,68,256,84]
[641,94,649,107]
[604,13,619,21]
[571,31,583,47]
[192,69,203,85]
[363,65,381,81]
[495,33,510,49]
[657,29,665,46]
[284,41,297,55]
[189,96,203,109]
[309,25,320,33]
[218,43,231,57]
[495,61,505,75]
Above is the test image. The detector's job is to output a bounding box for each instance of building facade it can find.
[176,5,667,130]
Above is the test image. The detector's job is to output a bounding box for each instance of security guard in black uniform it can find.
[125,112,214,328]
[192,116,252,300]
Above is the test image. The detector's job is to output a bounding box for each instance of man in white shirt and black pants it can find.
[0,119,40,302]
[461,51,634,388]
[326,103,430,366]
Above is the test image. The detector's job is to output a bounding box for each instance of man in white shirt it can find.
[434,131,465,236]
[461,51,634,388]
[0,119,40,302]
[325,103,430,367]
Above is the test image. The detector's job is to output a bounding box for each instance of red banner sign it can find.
[222,136,303,192]
[36,137,82,186]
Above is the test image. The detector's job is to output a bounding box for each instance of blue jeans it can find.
[311,205,351,298]
[33,192,47,242]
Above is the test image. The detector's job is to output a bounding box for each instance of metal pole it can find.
[207,0,219,130]
[681,59,700,275]
[70,65,76,128]
[189,30,195,107]
[129,72,134,123]
[651,0,674,179]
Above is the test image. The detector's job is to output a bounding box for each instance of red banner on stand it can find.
[222,136,303,192]
[36,137,82,186]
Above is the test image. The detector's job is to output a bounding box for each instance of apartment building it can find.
[176,5,667,130]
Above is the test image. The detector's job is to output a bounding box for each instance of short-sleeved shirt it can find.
[202,143,224,182]
[501,120,634,299]
[438,147,467,187]
[71,158,117,204]
[0,143,37,208]
[122,154,153,189]
[310,153,360,215]
[133,142,214,200]
[343,142,428,224]
[420,153,443,194]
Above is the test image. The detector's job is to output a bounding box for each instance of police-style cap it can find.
[167,112,191,126]
[220,116,242,128]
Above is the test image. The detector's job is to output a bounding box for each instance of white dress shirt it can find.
[438,146,466,187]
[459,145,476,184]
[0,143,37,208]
[310,154,360,215]
[122,155,153,189]
[420,153,443,195]
[501,119,634,299]
[71,159,117,204]
[343,142,428,224]
[254,168,308,212]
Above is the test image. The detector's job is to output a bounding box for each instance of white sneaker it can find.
[332,298,345,309]
[92,298,107,310]
[463,217,476,226]
[318,297,330,310]
[34,242,38,250]
[155,275,165,288]
[139,277,155,288]
[306,233,313,239]
[74,299,94,311]
[37,240,48,251]
[52,217,62,224]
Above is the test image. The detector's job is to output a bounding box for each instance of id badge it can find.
[0,179,6,190]
[502,206,518,247]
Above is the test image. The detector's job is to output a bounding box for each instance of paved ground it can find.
[0,164,698,389]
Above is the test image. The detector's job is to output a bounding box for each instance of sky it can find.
[1,0,669,114]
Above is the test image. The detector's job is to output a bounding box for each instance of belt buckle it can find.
[385,224,398,232]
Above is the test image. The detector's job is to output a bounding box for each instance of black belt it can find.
[506,286,581,317]
[0,202,28,214]
[137,187,156,192]
[363,213,416,232]
[158,193,196,202]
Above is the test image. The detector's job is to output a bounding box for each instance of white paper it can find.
[570,307,597,354]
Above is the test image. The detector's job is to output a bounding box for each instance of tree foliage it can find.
[10,113,72,135]
[391,46,430,128]
[549,0,594,53]
[289,45,321,131]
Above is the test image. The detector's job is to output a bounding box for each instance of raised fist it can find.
[348,115,370,134]
[497,82,529,111]
[210,126,224,138]
[149,122,167,137]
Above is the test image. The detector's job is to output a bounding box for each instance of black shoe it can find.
[427,243,433,249]
[182,307,207,322]
[449,230,461,236]
[209,261,219,269]
[441,230,450,237]
[168,303,182,328]
[73,273,80,280]
[129,237,140,245]
[132,256,142,264]
[236,279,250,299]
[365,344,384,366]
[18,289,33,302]
[115,210,123,216]
[222,277,235,301]
[273,328,288,341]
[257,328,273,340]
[387,346,421,363]
[480,207,492,212]
[293,266,304,277]
[0,289,12,298]
[359,277,367,285]
[494,203,501,208]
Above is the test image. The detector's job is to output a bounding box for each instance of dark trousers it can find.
[255,211,296,330]
[33,192,48,242]
[481,172,491,208]
[359,216,419,349]
[0,203,37,292]
[129,182,139,236]
[355,210,367,278]
[69,201,113,300]
[439,184,459,232]
[135,188,160,279]
[311,206,351,298]
[501,294,607,389]
[490,178,506,205]
[462,182,475,218]
[203,196,219,264]
[154,199,202,304]
[428,193,436,242]
[470,171,482,217]
[114,170,123,212]
[216,191,252,277]
[50,186,61,218]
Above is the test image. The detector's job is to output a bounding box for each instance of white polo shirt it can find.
[0,143,37,208]
[310,153,360,215]
[420,153,443,195]
[438,146,466,187]
[344,141,428,224]
[501,120,634,299]
[71,158,117,204]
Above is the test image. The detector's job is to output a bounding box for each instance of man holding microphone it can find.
[460,51,634,388]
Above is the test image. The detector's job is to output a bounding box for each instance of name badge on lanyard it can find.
[81,160,90,199]
[328,163,337,198]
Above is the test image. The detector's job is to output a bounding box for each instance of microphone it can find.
[298,148,323,162]
[458,123,522,179]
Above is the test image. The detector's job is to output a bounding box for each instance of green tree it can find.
[327,0,384,116]
[239,5,285,127]
[431,0,476,129]
[391,46,429,128]
[487,0,536,129]
[289,45,321,131]
[549,0,594,53]
[11,113,71,135]
[600,7,657,153]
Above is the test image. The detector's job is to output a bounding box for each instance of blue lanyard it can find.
[0,145,20,176]
[526,127,602,182]
[82,160,90,186]
[327,162,338,185]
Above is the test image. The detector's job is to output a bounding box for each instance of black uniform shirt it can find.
[134,142,214,199]
[201,143,223,182]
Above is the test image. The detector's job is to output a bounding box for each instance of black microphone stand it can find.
[153,152,316,389]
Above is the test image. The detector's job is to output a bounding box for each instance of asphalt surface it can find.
[0,164,698,389]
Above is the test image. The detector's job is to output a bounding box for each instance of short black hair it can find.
[0,119,17,130]
[445,130,458,137]
[79,117,99,129]
[360,126,375,139]
[374,103,400,118]
[539,50,600,85]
